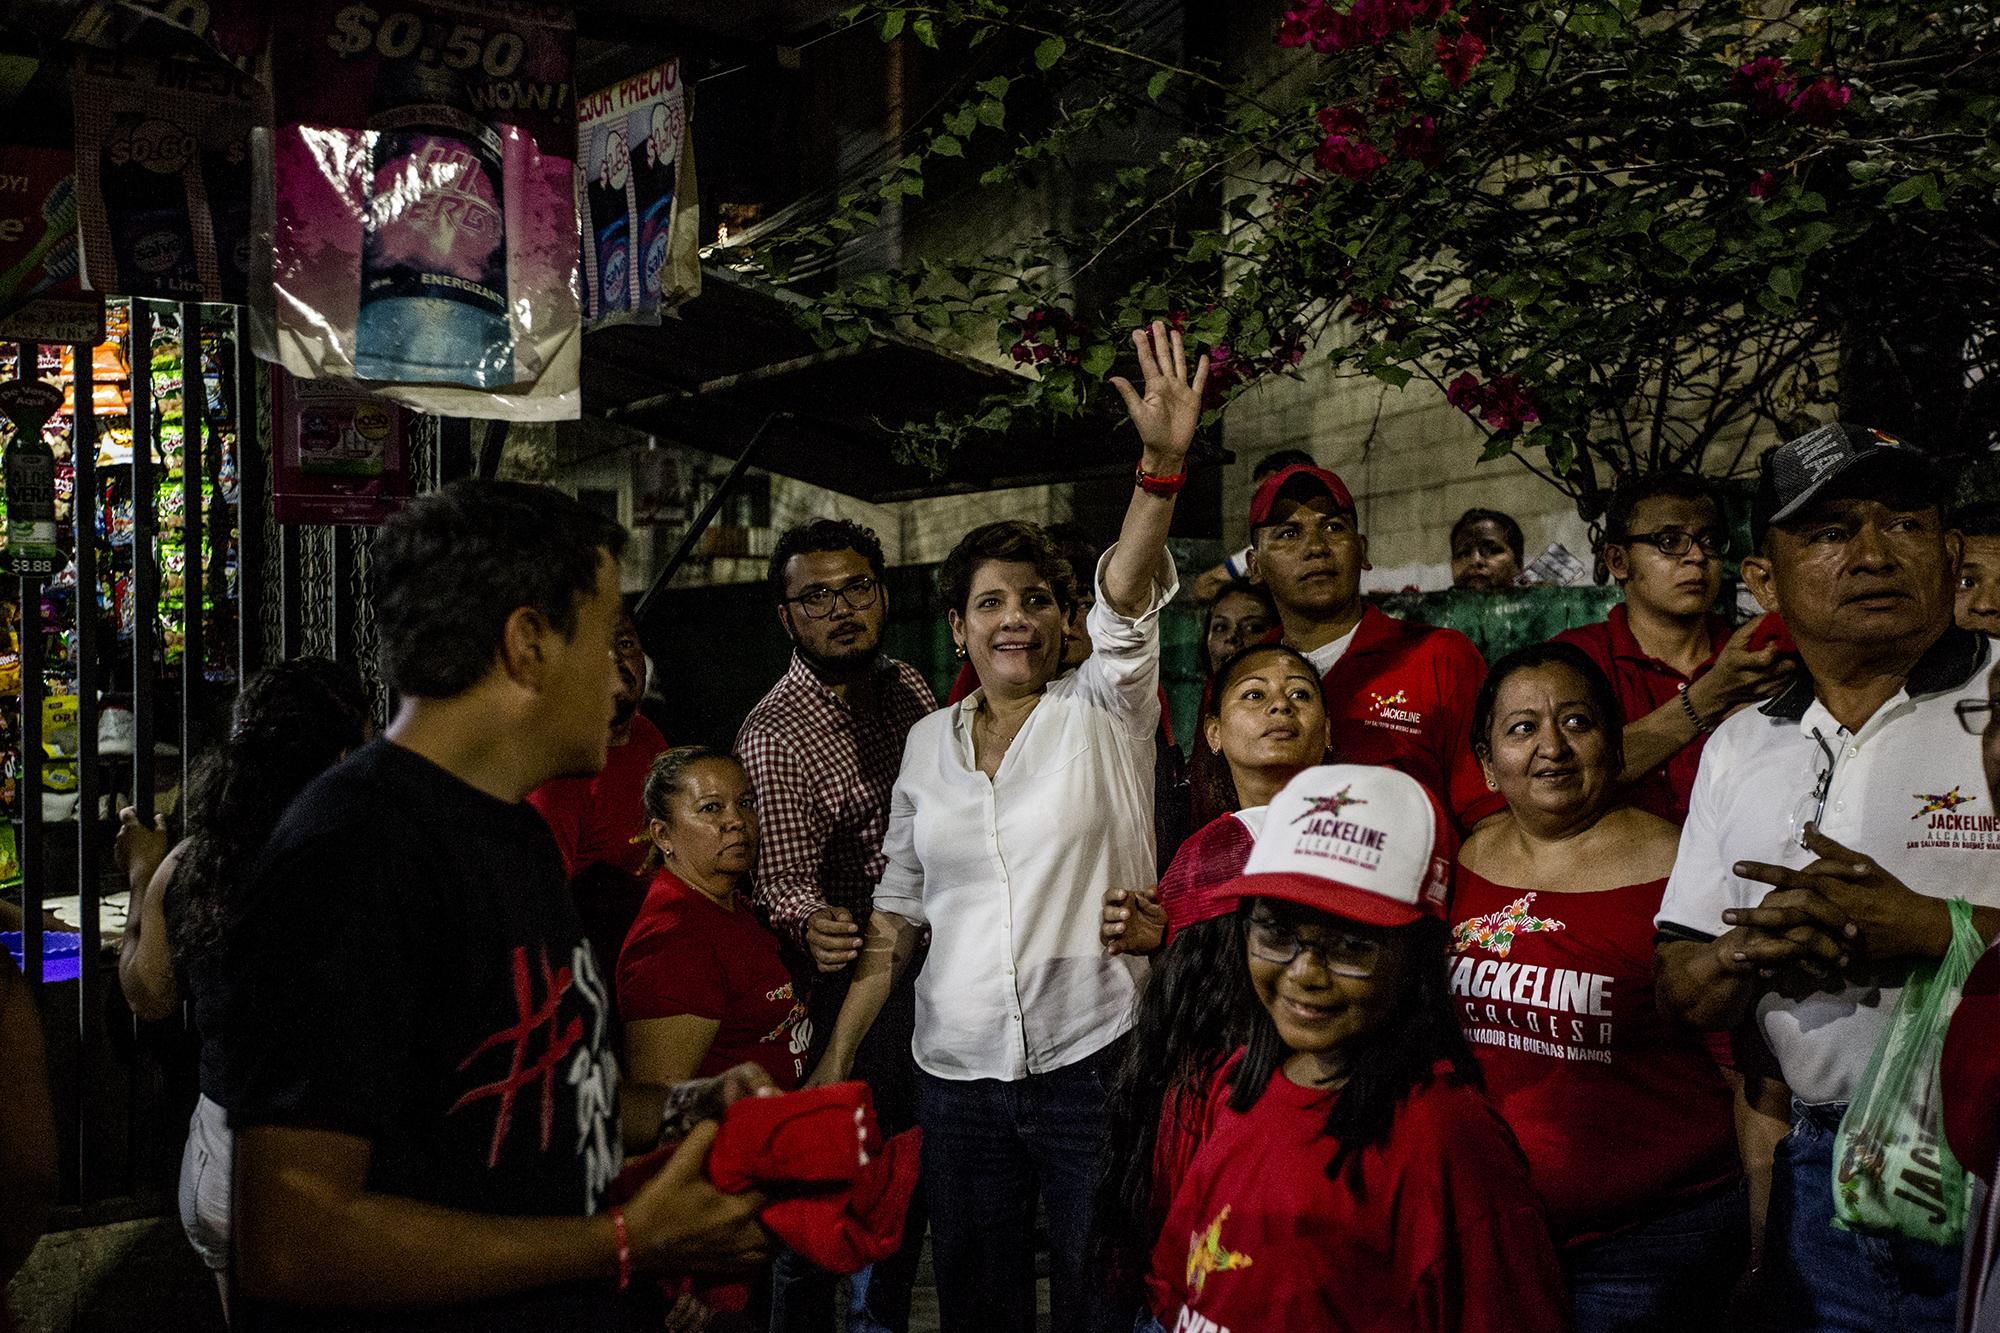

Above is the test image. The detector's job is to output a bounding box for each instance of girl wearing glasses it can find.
[1455,642,1743,1332]
[1149,764,1567,1332]
[1092,642,1331,1322]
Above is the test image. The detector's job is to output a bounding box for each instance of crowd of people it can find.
[4,323,2000,1333]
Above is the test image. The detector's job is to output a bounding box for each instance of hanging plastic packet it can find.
[1833,898,1985,1245]
[256,2,582,421]
[577,58,700,329]
[71,49,260,304]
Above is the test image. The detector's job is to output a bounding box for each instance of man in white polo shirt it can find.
[1655,423,2000,1333]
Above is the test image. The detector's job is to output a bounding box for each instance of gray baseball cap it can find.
[1752,422,1938,539]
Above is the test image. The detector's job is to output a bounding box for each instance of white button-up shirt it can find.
[1657,628,2000,1105]
[874,547,1175,1081]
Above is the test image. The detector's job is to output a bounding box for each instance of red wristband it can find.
[1135,464,1187,496]
[610,1205,632,1293]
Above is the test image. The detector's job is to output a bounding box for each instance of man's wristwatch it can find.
[657,1076,722,1144]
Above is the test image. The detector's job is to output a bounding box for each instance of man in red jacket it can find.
[527,605,667,979]
[1243,463,1501,830]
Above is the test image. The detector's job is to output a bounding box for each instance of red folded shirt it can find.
[609,1081,924,1314]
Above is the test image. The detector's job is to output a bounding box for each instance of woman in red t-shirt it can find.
[1456,642,1743,1331]
[616,746,812,1153]
[1150,764,1569,1333]
[1093,642,1330,1319]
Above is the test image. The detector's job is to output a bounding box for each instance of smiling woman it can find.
[808,322,1202,1333]
[1456,642,1743,1333]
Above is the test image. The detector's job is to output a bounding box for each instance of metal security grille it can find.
[5,301,423,1223]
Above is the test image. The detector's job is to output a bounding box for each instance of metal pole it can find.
[179,306,203,799]
[234,313,262,680]
[70,332,101,1198]
[633,410,788,626]
[130,305,156,825]
[14,342,43,989]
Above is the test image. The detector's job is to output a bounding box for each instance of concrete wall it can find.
[1220,358,1595,593]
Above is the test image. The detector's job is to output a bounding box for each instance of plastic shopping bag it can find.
[1833,898,1984,1244]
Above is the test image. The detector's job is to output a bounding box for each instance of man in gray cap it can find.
[1655,423,2000,1332]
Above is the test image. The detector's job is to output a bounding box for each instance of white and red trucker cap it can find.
[1221,765,1456,927]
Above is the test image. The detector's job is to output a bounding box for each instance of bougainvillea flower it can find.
[1435,30,1486,86]
[1789,78,1852,126]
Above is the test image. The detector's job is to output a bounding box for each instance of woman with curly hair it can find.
[117,657,372,1318]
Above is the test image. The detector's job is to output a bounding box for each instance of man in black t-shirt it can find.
[221,481,771,1331]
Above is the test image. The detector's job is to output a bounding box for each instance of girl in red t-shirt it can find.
[1150,764,1569,1333]
[1093,643,1329,1318]
[1457,642,1744,1331]
[616,746,812,1153]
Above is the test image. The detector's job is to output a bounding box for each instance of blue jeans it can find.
[1762,1100,1961,1332]
[1563,1182,1748,1333]
[916,1040,1127,1333]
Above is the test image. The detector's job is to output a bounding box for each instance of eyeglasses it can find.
[1957,700,2000,735]
[785,576,880,619]
[1621,529,1728,559]
[1788,728,1837,851]
[1247,916,1383,979]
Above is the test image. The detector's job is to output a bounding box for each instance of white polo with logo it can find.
[1656,628,2000,1106]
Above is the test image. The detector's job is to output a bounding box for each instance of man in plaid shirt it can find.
[737,518,936,1333]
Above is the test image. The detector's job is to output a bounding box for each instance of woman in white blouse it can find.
[810,322,1203,1333]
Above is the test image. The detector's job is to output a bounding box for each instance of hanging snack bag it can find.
[258,3,581,421]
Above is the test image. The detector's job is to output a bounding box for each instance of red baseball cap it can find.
[1159,810,1259,933]
[1247,464,1357,530]
[1221,765,1456,927]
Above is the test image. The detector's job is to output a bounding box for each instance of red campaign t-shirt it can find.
[1151,1059,1569,1333]
[526,715,668,880]
[1552,607,1730,825]
[1318,606,1500,832]
[1448,867,1737,1244]
[615,869,813,1090]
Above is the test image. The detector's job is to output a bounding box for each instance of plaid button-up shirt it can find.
[736,652,937,950]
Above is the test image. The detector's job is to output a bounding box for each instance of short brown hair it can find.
[938,520,1077,616]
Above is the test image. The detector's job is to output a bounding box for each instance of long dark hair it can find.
[166,658,371,962]
[1093,913,1255,1301]
[1195,641,1327,819]
[1227,905,1479,1187]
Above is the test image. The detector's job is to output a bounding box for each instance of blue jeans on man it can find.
[1761,1100,1961,1332]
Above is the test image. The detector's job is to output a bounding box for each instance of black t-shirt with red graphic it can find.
[221,739,625,1332]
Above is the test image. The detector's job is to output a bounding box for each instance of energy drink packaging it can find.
[353,57,513,388]
[100,111,203,298]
